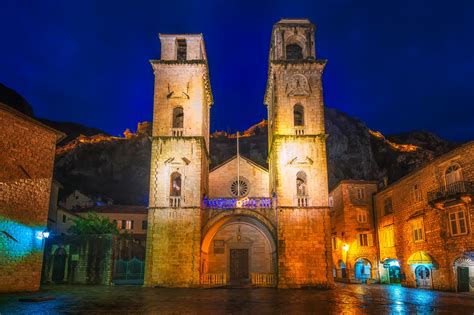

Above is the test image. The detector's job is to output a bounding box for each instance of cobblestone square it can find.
[1,284,474,314]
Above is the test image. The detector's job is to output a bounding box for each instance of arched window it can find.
[172,107,184,129]
[294,104,304,126]
[170,172,182,196]
[286,44,303,60]
[296,171,307,196]
[445,164,463,186]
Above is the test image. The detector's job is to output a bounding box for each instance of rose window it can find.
[230,178,249,197]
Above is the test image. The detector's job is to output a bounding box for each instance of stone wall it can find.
[145,208,201,287]
[0,104,61,292]
[277,207,333,288]
[329,181,378,281]
[209,156,269,198]
[375,141,474,291]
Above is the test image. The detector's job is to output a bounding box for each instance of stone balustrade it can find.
[251,273,276,286]
[201,273,226,285]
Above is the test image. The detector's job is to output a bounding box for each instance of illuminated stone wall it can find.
[0,104,60,292]
[209,156,269,198]
[329,181,378,281]
[375,141,474,291]
[144,34,211,287]
[207,222,274,275]
[265,19,333,288]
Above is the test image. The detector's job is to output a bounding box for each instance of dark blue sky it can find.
[1,0,473,141]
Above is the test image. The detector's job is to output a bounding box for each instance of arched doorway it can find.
[454,254,474,292]
[52,246,67,283]
[415,265,431,289]
[354,258,372,282]
[201,214,276,286]
[383,258,401,284]
[337,260,347,279]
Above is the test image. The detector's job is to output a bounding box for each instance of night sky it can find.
[1,0,473,141]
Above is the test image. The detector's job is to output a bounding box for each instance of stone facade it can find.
[374,141,474,292]
[208,156,269,198]
[145,19,333,288]
[264,19,333,288]
[329,180,378,283]
[0,103,63,292]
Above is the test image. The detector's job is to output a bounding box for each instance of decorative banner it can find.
[204,197,272,209]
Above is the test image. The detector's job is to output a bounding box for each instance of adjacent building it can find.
[330,141,474,292]
[0,102,64,292]
[329,180,378,283]
[375,141,474,292]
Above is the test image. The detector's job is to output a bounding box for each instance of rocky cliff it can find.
[52,108,456,205]
[1,82,457,205]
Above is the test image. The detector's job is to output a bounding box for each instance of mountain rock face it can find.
[1,82,457,205]
[0,83,34,116]
[52,108,456,205]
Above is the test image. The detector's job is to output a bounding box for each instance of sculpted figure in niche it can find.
[170,172,182,196]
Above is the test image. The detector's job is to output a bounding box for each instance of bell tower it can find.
[264,19,333,288]
[144,34,213,287]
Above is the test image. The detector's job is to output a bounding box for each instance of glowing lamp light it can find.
[388,260,400,267]
[342,244,349,252]
[35,230,50,240]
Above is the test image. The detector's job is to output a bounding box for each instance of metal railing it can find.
[112,258,144,284]
[251,273,276,286]
[201,273,226,285]
[171,128,184,137]
[203,197,273,209]
[169,196,181,208]
[427,181,474,204]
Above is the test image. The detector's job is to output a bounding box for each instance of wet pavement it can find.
[1,283,473,314]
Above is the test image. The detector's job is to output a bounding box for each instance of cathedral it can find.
[144,19,334,288]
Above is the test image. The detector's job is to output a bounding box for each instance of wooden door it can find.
[458,267,470,292]
[230,249,249,283]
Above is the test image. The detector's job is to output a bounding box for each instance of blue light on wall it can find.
[0,216,46,261]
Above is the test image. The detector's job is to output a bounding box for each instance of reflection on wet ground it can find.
[1,283,473,314]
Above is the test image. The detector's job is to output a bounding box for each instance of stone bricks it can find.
[375,141,474,291]
[0,103,62,292]
[146,20,333,288]
[329,181,378,282]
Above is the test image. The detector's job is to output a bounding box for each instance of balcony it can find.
[169,196,181,208]
[294,126,305,135]
[171,128,184,137]
[296,195,309,207]
[427,181,474,207]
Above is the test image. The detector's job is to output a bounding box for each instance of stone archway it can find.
[201,212,277,286]
[354,258,372,282]
[453,253,474,292]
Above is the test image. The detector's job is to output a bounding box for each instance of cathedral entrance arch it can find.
[201,213,276,286]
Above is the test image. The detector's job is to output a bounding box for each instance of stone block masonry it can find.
[0,103,63,292]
